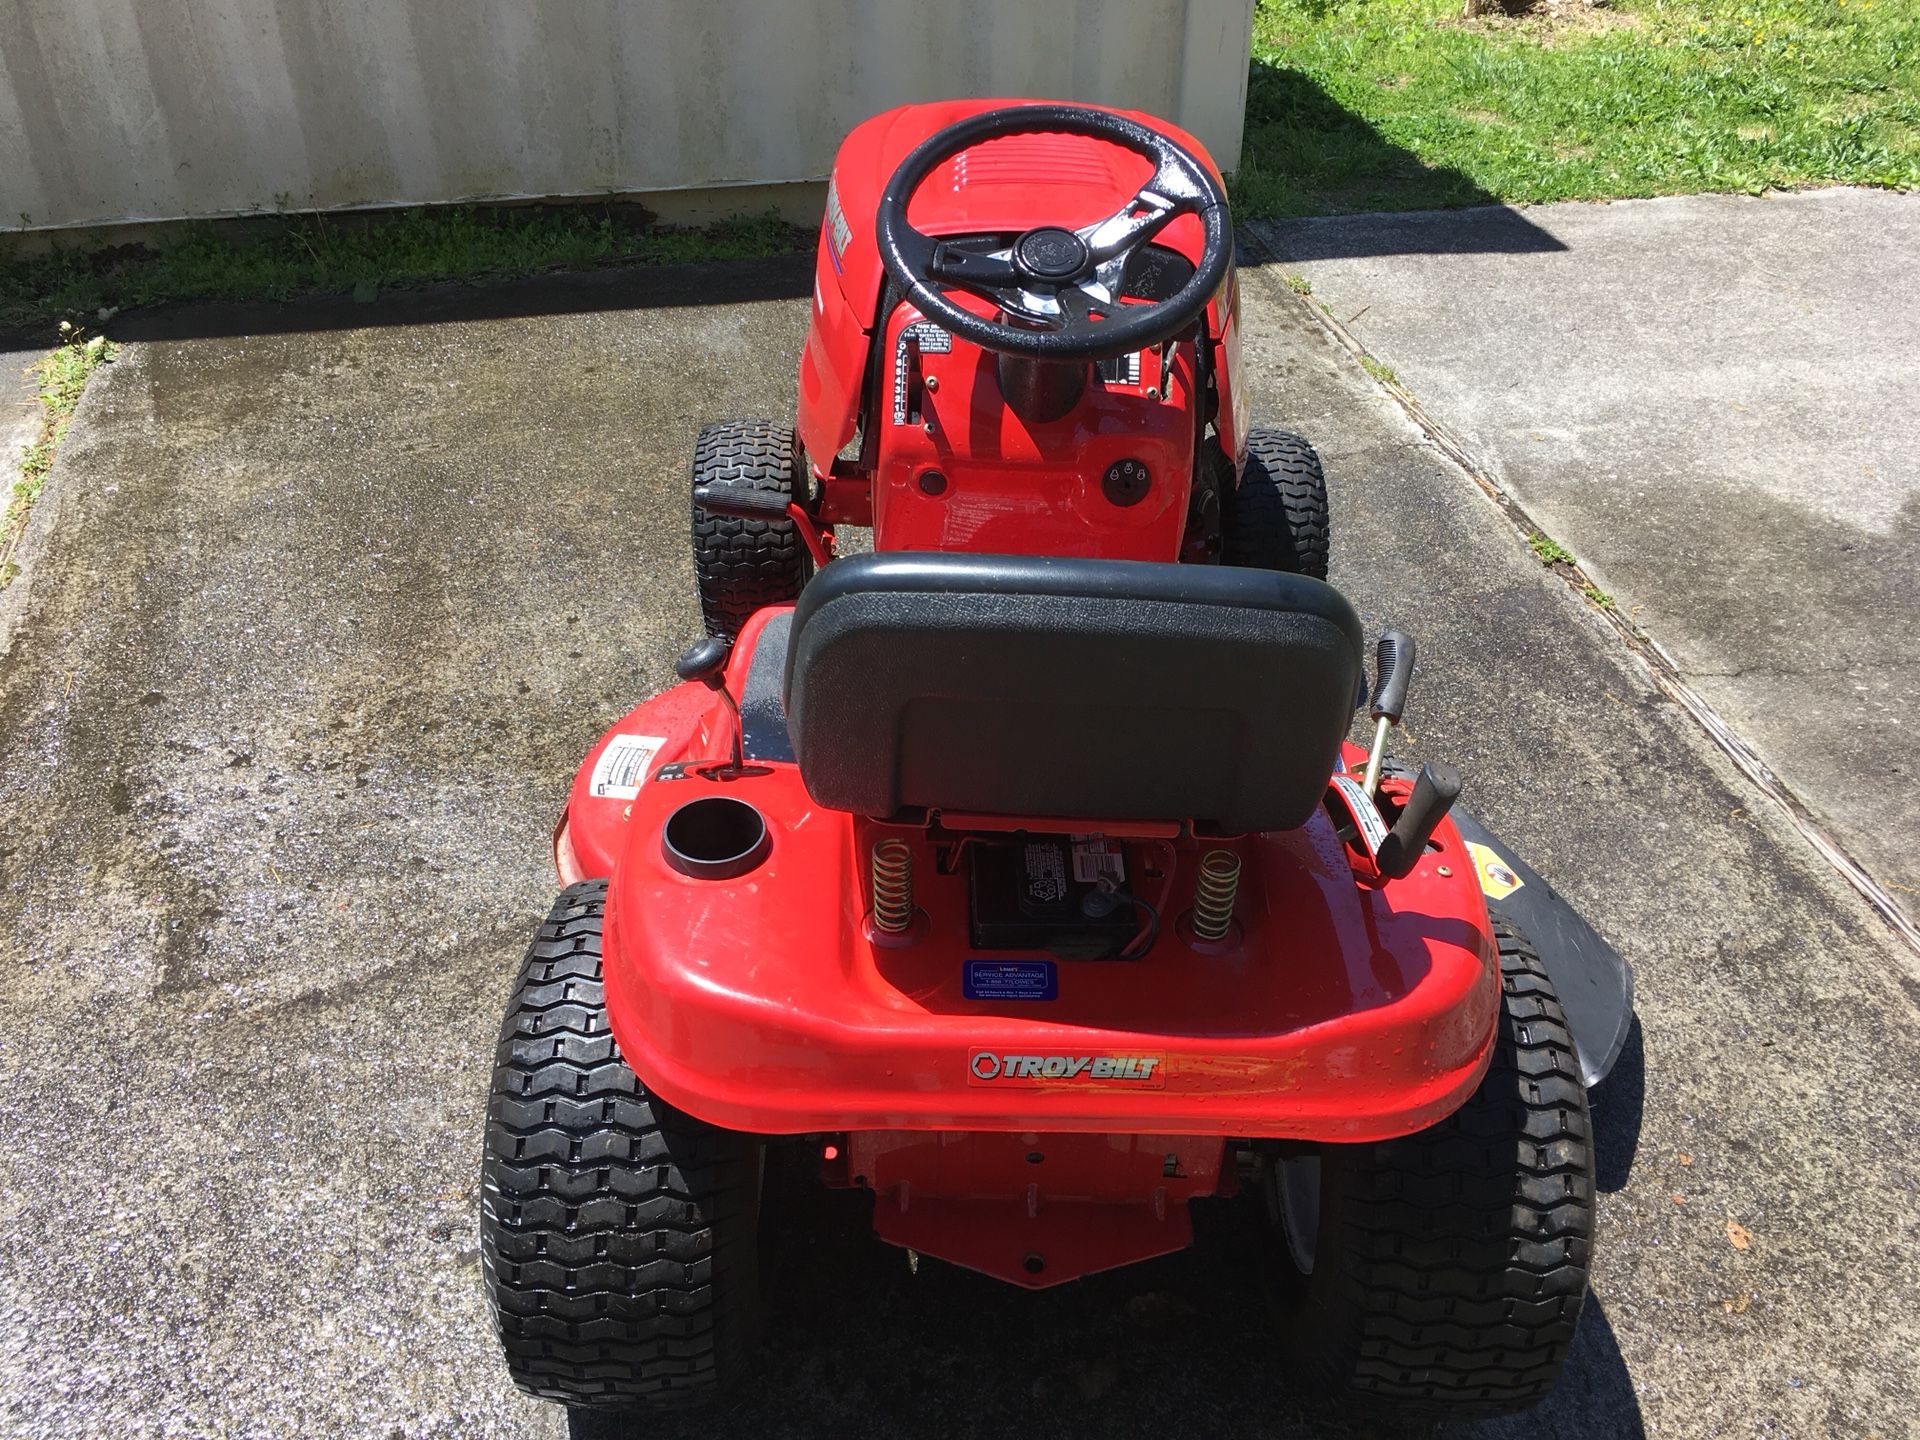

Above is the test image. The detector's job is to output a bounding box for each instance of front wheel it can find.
[480,881,765,1410]
[1264,915,1595,1417]
[690,419,813,640]
[1222,427,1330,579]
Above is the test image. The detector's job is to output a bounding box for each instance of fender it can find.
[1451,808,1634,1088]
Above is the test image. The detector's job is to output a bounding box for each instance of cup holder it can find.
[662,796,771,880]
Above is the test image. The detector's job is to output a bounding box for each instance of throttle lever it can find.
[673,635,745,776]
[1362,630,1416,797]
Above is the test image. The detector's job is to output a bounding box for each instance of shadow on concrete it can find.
[1250,200,1575,264]
[567,1145,1647,1440]
[99,252,814,344]
[1236,61,1565,263]
[1593,1016,1646,1194]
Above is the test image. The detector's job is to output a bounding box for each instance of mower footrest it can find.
[850,1130,1224,1288]
[876,1196,1195,1290]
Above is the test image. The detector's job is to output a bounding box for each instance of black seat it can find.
[783,552,1364,833]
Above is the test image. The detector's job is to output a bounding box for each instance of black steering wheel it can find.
[875,104,1232,362]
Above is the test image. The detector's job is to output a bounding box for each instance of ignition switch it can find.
[1102,458,1150,507]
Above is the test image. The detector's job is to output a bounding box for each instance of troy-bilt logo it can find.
[968,1051,1166,1087]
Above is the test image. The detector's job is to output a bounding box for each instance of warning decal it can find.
[891,322,952,424]
[1466,841,1526,901]
[587,734,667,800]
[1070,836,1125,885]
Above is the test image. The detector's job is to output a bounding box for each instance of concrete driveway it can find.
[1250,188,1920,934]
[2,255,1918,1440]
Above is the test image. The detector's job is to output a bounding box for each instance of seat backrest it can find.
[783,552,1364,833]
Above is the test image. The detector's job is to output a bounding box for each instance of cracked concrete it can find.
[1249,187,1920,926]
[2,256,1919,1438]
[1688,660,1920,681]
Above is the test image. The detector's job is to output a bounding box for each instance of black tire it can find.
[1265,915,1594,1417]
[480,880,764,1410]
[691,419,812,640]
[1223,427,1330,579]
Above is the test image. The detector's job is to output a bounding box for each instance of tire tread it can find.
[1280,916,1595,1417]
[1223,427,1331,579]
[690,419,811,639]
[480,881,761,1408]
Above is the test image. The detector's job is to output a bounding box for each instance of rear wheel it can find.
[1263,915,1595,1416]
[690,419,813,640]
[1223,427,1330,579]
[480,880,764,1410]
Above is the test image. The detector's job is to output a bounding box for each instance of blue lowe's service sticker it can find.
[963,959,1057,1002]
[968,1051,1166,1087]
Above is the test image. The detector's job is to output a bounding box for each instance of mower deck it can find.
[563,609,1499,1143]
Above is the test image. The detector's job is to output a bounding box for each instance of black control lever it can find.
[1374,762,1462,880]
[1372,631,1414,723]
[673,635,730,684]
[674,635,745,774]
[1362,629,1415,797]
[693,482,790,521]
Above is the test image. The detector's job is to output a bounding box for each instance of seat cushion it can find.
[784,552,1364,833]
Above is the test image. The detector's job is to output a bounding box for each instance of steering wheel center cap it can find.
[1014,227,1090,283]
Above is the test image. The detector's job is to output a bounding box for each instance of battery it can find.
[967,837,1137,960]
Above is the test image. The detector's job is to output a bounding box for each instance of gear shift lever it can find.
[1362,630,1414,798]
[674,636,746,775]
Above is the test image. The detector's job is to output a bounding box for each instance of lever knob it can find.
[1375,762,1462,880]
[1370,630,1416,724]
[694,482,790,521]
[674,635,732,687]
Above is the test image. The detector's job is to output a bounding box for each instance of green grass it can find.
[1360,353,1400,383]
[2,327,116,584]
[1239,0,1920,216]
[0,205,807,337]
[1529,531,1576,564]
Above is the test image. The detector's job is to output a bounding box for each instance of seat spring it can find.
[871,839,915,934]
[1191,849,1241,941]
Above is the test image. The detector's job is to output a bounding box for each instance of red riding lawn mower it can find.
[480,100,1633,1422]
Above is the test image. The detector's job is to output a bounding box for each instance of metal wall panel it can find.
[0,0,1255,233]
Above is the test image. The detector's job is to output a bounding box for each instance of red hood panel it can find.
[907,131,1156,235]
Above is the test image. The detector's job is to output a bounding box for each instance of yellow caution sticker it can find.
[1466,842,1526,901]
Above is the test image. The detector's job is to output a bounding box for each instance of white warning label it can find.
[892,322,952,424]
[1070,836,1125,884]
[588,734,667,800]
